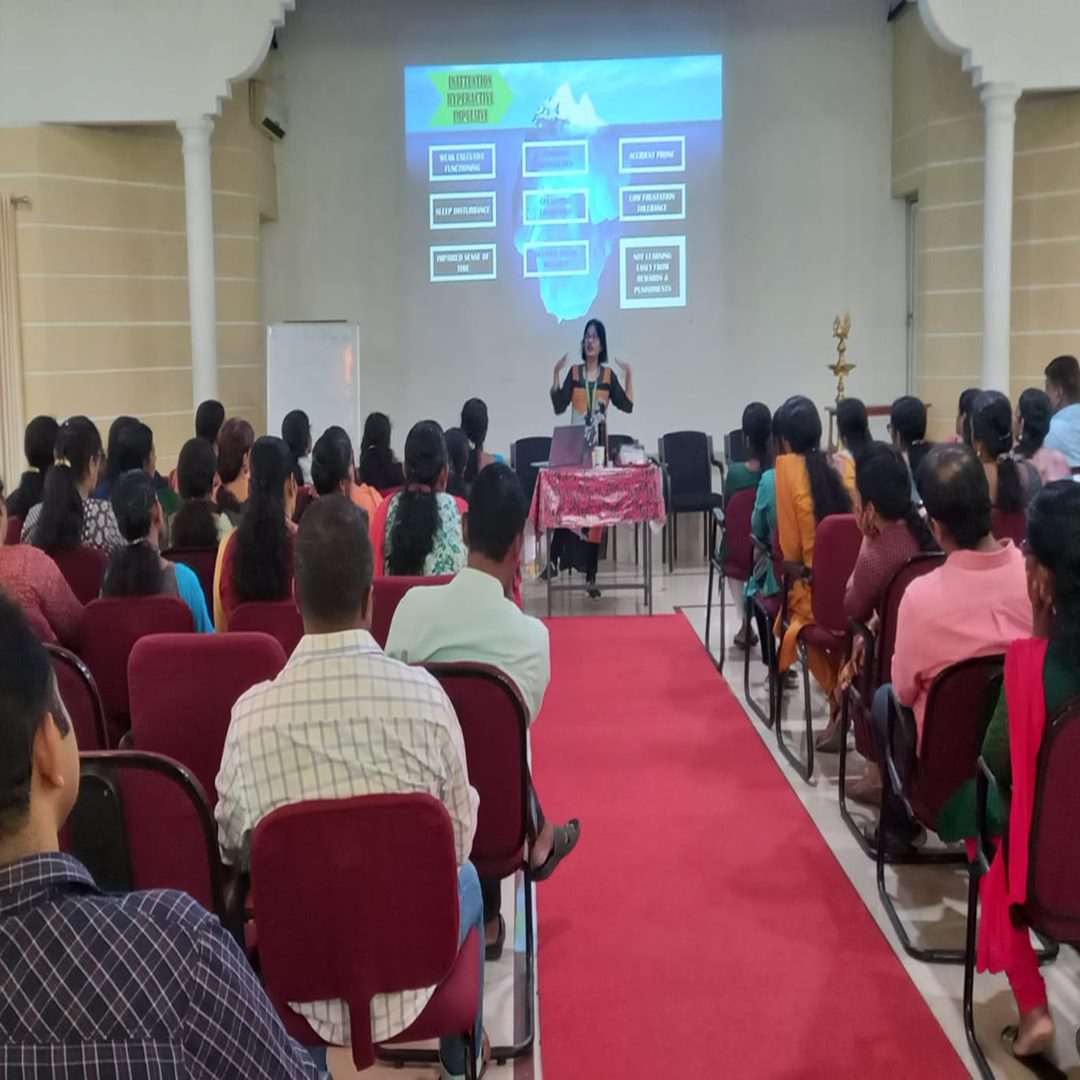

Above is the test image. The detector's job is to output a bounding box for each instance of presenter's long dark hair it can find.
[34,417,103,554]
[387,421,448,576]
[784,396,852,524]
[580,319,608,367]
[855,443,938,553]
[461,398,489,484]
[234,437,292,603]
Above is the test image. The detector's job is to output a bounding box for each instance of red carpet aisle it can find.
[531,615,964,1079]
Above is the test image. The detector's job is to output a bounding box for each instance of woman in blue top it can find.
[102,470,212,632]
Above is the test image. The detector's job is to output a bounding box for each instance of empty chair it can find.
[370,574,454,648]
[46,643,107,752]
[990,506,1027,547]
[658,431,723,567]
[78,596,194,745]
[51,545,108,605]
[64,750,228,923]
[706,487,756,668]
[776,514,863,780]
[128,632,287,807]
[251,793,482,1076]
[509,436,551,509]
[161,546,218,625]
[228,600,304,657]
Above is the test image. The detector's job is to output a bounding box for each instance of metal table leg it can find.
[546,529,553,618]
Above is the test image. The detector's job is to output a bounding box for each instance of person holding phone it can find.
[544,319,634,597]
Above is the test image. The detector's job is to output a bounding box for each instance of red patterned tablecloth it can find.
[529,464,666,531]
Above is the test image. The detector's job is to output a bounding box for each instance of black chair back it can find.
[511,436,552,506]
[658,431,712,503]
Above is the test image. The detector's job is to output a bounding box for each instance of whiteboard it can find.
[266,322,362,450]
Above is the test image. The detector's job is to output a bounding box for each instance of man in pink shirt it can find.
[869,443,1032,854]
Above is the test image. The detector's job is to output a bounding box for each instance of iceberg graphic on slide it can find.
[532,82,607,133]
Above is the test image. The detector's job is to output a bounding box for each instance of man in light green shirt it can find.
[386,463,579,959]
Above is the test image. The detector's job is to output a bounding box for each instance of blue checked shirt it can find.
[0,852,317,1078]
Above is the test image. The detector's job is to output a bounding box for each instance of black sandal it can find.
[484,915,506,962]
[531,819,581,882]
[1001,1026,1064,1078]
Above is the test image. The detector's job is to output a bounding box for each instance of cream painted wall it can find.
[893,9,1080,439]
[261,0,908,457]
[0,89,276,470]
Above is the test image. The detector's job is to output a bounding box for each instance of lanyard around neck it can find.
[583,365,602,416]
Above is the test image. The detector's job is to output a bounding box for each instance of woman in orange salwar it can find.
[774,397,855,744]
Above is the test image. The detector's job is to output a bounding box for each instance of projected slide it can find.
[404,56,723,323]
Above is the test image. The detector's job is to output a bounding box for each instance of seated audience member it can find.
[0,478,81,646]
[868,443,1032,853]
[93,414,137,500]
[382,421,467,577]
[5,415,58,520]
[460,398,497,487]
[444,427,471,501]
[1043,353,1080,467]
[971,390,1040,511]
[282,409,312,488]
[889,395,931,498]
[839,444,939,804]
[311,425,382,520]
[955,386,981,445]
[112,417,179,519]
[358,411,405,492]
[196,398,226,449]
[774,396,854,746]
[974,481,1080,1058]
[723,402,771,649]
[0,596,318,1077]
[104,471,212,633]
[170,437,230,548]
[832,397,871,475]
[386,463,581,956]
[214,436,297,629]
[22,416,124,556]
[1015,387,1071,486]
[214,417,255,526]
[216,496,484,1079]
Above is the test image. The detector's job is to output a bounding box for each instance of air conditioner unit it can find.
[249,80,287,142]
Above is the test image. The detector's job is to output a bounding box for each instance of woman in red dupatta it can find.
[977,481,1080,1057]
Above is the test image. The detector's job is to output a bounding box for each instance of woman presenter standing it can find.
[545,318,633,597]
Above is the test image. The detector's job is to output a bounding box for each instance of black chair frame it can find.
[46,644,108,751]
[741,534,779,729]
[774,562,818,781]
[657,434,722,570]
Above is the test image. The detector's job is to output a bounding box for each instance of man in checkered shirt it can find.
[216,494,484,1080]
[0,594,317,1078]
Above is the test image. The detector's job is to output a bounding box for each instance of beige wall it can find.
[0,86,276,471]
[893,10,1080,440]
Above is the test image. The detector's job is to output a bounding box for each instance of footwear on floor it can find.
[815,718,843,754]
[585,574,601,600]
[539,562,558,581]
[733,625,759,649]
[532,819,581,882]
[845,773,882,808]
[484,915,505,962]
[862,823,921,859]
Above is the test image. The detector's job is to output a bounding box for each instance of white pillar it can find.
[178,116,219,404]
[980,82,1020,394]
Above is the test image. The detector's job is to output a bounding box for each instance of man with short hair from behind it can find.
[385,463,580,959]
[0,595,317,1078]
[866,444,1032,855]
[1043,353,1080,467]
[216,494,485,1080]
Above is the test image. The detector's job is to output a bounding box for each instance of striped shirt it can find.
[215,629,478,1047]
[0,852,317,1078]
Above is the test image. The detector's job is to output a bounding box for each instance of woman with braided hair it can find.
[971,390,1040,512]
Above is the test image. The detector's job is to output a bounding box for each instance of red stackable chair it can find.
[370,575,454,648]
[64,750,228,927]
[839,553,946,859]
[423,662,532,1063]
[990,506,1027,547]
[228,601,304,657]
[776,514,863,780]
[251,794,482,1076]
[51,546,108,604]
[78,597,194,746]
[966,695,1080,1076]
[128,632,287,808]
[161,546,218,625]
[46,644,108,752]
[705,486,756,669]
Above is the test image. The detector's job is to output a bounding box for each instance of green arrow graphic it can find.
[429,70,512,127]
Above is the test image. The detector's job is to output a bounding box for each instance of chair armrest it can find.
[973,757,999,877]
[846,618,876,703]
[712,505,725,527]
[711,454,725,473]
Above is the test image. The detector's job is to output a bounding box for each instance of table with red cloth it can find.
[528,463,666,614]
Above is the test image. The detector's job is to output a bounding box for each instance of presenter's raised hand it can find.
[554,353,570,377]
[612,356,632,377]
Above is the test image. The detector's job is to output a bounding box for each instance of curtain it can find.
[0,194,25,490]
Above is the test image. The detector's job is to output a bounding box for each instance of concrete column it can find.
[178,115,219,404]
[980,82,1021,394]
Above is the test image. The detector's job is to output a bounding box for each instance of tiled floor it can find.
[348,517,1080,1079]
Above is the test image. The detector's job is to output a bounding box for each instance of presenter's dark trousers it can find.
[549,528,600,576]
[482,780,546,924]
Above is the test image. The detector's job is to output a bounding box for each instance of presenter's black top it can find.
[552,364,632,447]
